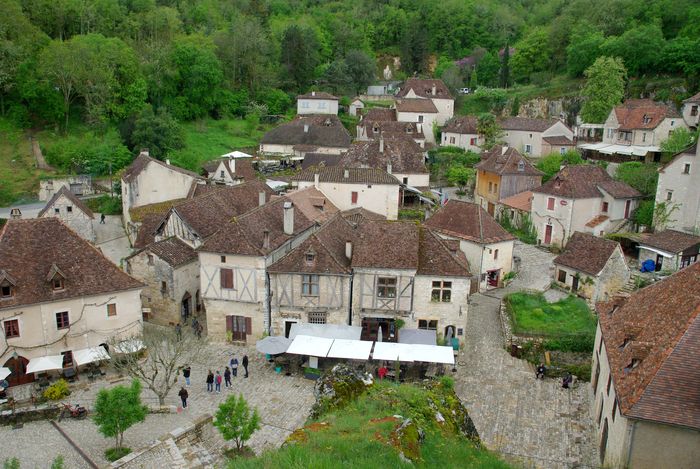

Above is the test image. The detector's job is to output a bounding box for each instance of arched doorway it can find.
[181,292,192,322]
[600,418,609,464]
[3,355,35,387]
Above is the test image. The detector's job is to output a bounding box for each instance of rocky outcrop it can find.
[310,364,373,419]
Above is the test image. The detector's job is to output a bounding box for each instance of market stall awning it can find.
[372,342,414,362]
[0,367,11,380]
[221,151,252,159]
[399,329,437,345]
[26,355,64,374]
[288,323,362,341]
[73,346,110,366]
[256,336,292,355]
[327,339,373,360]
[286,335,334,357]
[406,345,455,365]
[113,339,145,354]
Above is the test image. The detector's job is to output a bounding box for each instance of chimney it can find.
[230,158,236,174]
[304,124,309,133]
[312,91,316,97]
[501,146,507,155]
[314,172,320,188]
[263,229,270,249]
[432,84,436,95]
[165,159,170,165]
[343,169,349,179]
[386,163,392,174]
[9,208,21,220]
[139,148,149,158]
[283,201,294,235]
[379,137,384,153]
[258,191,266,206]
[345,240,353,260]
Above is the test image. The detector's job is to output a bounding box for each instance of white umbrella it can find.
[26,355,64,374]
[0,367,11,380]
[377,326,383,343]
[73,346,111,366]
[114,339,145,354]
[255,336,292,355]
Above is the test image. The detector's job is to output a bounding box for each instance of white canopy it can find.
[113,339,145,354]
[327,339,373,360]
[0,367,11,380]
[26,355,64,374]
[266,179,288,190]
[73,346,110,366]
[577,142,660,156]
[286,335,334,357]
[288,323,362,341]
[221,150,252,159]
[406,345,455,365]
[399,329,437,346]
[372,342,414,362]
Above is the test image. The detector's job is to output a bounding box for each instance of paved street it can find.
[506,241,557,294]
[93,215,132,266]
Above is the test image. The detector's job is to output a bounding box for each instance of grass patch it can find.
[84,195,122,215]
[0,118,51,205]
[505,292,596,338]
[104,447,131,462]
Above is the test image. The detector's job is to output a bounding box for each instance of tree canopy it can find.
[580,56,627,124]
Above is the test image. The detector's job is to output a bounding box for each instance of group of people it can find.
[177,355,249,408]
[535,363,574,389]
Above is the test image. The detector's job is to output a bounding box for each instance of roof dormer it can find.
[46,263,67,291]
[0,270,17,299]
[304,248,316,266]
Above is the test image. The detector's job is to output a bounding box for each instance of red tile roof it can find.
[476,145,543,176]
[133,212,167,249]
[683,91,700,104]
[542,135,575,146]
[201,158,257,181]
[500,117,562,132]
[297,91,338,100]
[554,232,620,276]
[129,237,197,267]
[359,121,425,140]
[38,186,95,219]
[638,229,700,254]
[260,115,351,148]
[585,215,609,227]
[424,200,516,244]
[532,165,641,199]
[499,191,533,212]
[396,78,453,100]
[339,137,428,174]
[360,108,397,122]
[394,98,438,114]
[284,187,339,224]
[613,99,680,131]
[442,116,478,134]
[291,167,400,185]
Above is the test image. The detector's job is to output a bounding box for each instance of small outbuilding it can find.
[637,229,700,272]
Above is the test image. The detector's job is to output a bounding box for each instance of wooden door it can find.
[226,315,251,342]
[655,255,663,272]
[544,225,553,244]
[624,200,631,218]
[487,202,495,216]
[3,356,34,387]
[572,276,579,292]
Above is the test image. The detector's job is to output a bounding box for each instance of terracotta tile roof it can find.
[0,218,142,310]
[361,108,396,122]
[500,117,561,132]
[297,91,338,100]
[613,99,680,131]
[396,78,453,100]
[291,167,400,185]
[359,121,425,140]
[341,207,386,224]
[201,158,257,181]
[394,98,438,114]
[683,91,700,104]
[301,153,341,170]
[476,145,543,176]
[424,200,516,244]
[284,187,339,224]
[130,237,197,267]
[638,229,700,254]
[499,191,533,212]
[533,165,641,199]
[187,183,221,199]
[260,115,351,148]
[585,215,609,227]
[339,138,428,174]
[554,232,620,275]
[129,199,186,223]
[38,186,95,219]
[542,135,575,146]
[121,152,200,183]
[442,116,478,134]
[596,262,700,430]
[133,212,166,249]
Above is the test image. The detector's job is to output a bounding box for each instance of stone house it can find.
[499,117,574,157]
[348,98,364,117]
[259,115,351,156]
[424,200,516,290]
[37,186,96,242]
[474,145,543,216]
[394,99,438,144]
[38,175,93,202]
[357,118,426,148]
[290,166,400,220]
[654,143,700,233]
[200,157,256,186]
[125,237,199,326]
[637,229,700,272]
[682,91,699,129]
[440,116,480,151]
[396,78,454,126]
[0,218,143,387]
[591,264,700,468]
[553,232,629,303]
[296,91,339,115]
[497,190,534,229]
[530,165,641,247]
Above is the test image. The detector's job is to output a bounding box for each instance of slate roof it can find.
[500,191,533,212]
[424,200,516,244]
[361,108,396,122]
[133,212,167,249]
[284,187,339,224]
[596,262,700,430]
[122,152,200,184]
[339,138,428,174]
[291,167,400,185]
[395,99,438,114]
[638,229,700,254]
[0,218,142,310]
[297,91,338,100]
[201,158,257,181]
[260,115,351,148]
[585,215,609,228]
[442,116,478,134]
[500,117,561,132]
[554,232,620,276]
[341,207,386,225]
[301,153,341,170]
[613,99,681,131]
[476,145,543,176]
[359,121,425,140]
[532,165,641,199]
[396,78,453,100]
[543,135,575,146]
[38,186,95,219]
[130,237,197,267]
[683,91,700,104]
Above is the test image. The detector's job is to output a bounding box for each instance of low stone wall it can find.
[0,403,61,426]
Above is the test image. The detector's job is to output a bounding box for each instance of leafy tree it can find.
[446,165,475,193]
[320,59,349,95]
[510,28,552,83]
[499,44,510,88]
[213,17,272,93]
[93,379,148,451]
[660,127,698,160]
[400,16,429,75]
[634,200,655,227]
[214,394,260,452]
[580,56,627,124]
[344,50,376,96]
[440,65,464,93]
[614,162,659,198]
[476,51,499,87]
[477,113,504,150]
[129,105,184,160]
[601,24,665,77]
[536,152,584,182]
[280,25,320,91]
[566,28,605,77]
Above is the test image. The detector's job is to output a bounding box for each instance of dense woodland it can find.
[1,0,699,184]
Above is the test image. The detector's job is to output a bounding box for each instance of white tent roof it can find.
[0,367,11,380]
[577,142,659,156]
[327,339,373,360]
[221,151,252,159]
[286,335,334,357]
[372,342,414,362]
[73,346,110,366]
[406,345,455,365]
[399,329,437,345]
[266,179,288,190]
[26,355,64,374]
[114,339,145,354]
[288,323,362,341]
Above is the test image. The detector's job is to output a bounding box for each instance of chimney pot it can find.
[314,172,320,188]
[432,84,436,95]
[165,159,170,165]
[386,163,392,174]
[139,148,149,157]
[343,169,349,179]
[379,137,384,154]
[258,191,266,206]
[263,229,270,249]
[283,201,294,235]
[345,240,353,260]
[304,124,309,133]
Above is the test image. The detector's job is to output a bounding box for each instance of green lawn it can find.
[506,292,596,337]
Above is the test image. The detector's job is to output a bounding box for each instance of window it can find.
[220,268,234,289]
[52,277,64,291]
[305,252,315,265]
[220,170,225,178]
[61,351,73,367]
[607,128,613,138]
[1,282,14,298]
[606,373,612,395]
[54,208,60,214]
[147,254,154,265]
[418,319,438,330]
[418,115,424,123]
[308,311,327,324]
[107,303,117,317]
[593,358,601,392]
[4,319,19,338]
[558,270,567,283]
[529,133,533,138]
[161,281,167,293]
[602,202,609,213]
[66,206,72,213]
[666,191,673,201]
[624,358,641,372]
[642,132,646,142]
[560,147,566,155]
[403,177,409,184]
[302,274,320,296]
[450,137,455,144]
[683,163,691,174]
[547,197,555,210]
[318,101,327,109]
[468,137,477,146]
[301,101,310,108]
[525,144,532,154]
[691,105,698,117]
[642,114,651,124]
[488,181,493,193]
[671,120,675,126]
[431,281,452,302]
[55,311,70,330]
[494,183,498,193]
[377,277,396,298]
[220,255,226,263]
[494,249,499,260]
[518,161,525,171]
[351,191,358,204]
[597,397,605,425]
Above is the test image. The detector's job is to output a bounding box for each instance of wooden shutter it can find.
[351,191,358,204]
[245,317,252,338]
[226,315,234,338]
[220,268,233,289]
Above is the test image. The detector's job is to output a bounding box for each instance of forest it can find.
[1,0,699,202]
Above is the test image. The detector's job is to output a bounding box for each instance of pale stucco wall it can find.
[411,275,469,342]
[655,148,700,232]
[296,180,399,220]
[401,90,453,125]
[259,143,346,156]
[396,110,437,143]
[628,420,700,469]
[123,161,196,210]
[392,173,430,188]
[682,102,699,129]
[440,131,480,152]
[297,98,339,115]
[40,194,96,242]
[604,114,687,146]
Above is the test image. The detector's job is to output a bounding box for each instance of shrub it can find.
[439,376,454,390]
[543,334,595,353]
[105,447,131,462]
[44,379,70,400]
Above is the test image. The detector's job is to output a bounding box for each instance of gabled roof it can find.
[396,78,453,100]
[442,116,478,135]
[341,207,386,225]
[500,117,562,132]
[639,229,700,254]
[122,152,200,183]
[613,99,681,131]
[683,91,700,104]
[659,144,697,172]
[359,121,425,140]
[500,191,533,212]
[394,99,438,114]
[297,91,338,100]
[596,263,700,430]
[38,186,95,219]
[339,137,428,175]
[476,145,543,176]
[260,115,351,148]
[424,200,516,244]
[360,108,397,122]
[301,153,341,170]
[291,167,400,185]
[201,158,257,181]
[284,187,339,224]
[554,232,620,276]
[532,165,641,199]
[133,212,167,249]
[128,237,197,267]
[0,218,142,310]
[542,135,575,146]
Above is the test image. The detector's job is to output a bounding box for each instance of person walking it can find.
[242,355,249,378]
[215,371,222,393]
[206,370,214,392]
[100,213,106,224]
[230,357,239,377]
[178,387,188,408]
[224,367,231,388]
[183,366,191,386]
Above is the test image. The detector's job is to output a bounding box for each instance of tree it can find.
[476,51,499,87]
[93,379,148,451]
[129,105,184,160]
[614,162,659,198]
[510,27,552,83]
[580,56,627,124]
[477,113,504,150]
[400,16,429,75]
[111,323,207,406]
[446,165,475,193]
[440,65,464,93]
[499,44,510,88]
[214,394,260,452]
[344,50,376,96]
[280,25,320,91]
[536,152,584,182]
[660,127,698,160]
[601,24,665,77]
[566,28,605,77]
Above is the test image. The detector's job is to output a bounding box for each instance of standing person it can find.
[242,355,249,378]
[215,371,222,393]
[562,372,573,389]
[175,323,182,341]
[206,370,214,392]
[230,357,239,377]
[224,367,231,388]
[100,213,106,224]
[536,364,546,380]
[183,366,191,386]
[196,323,203,339]
[178,387,188,408]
